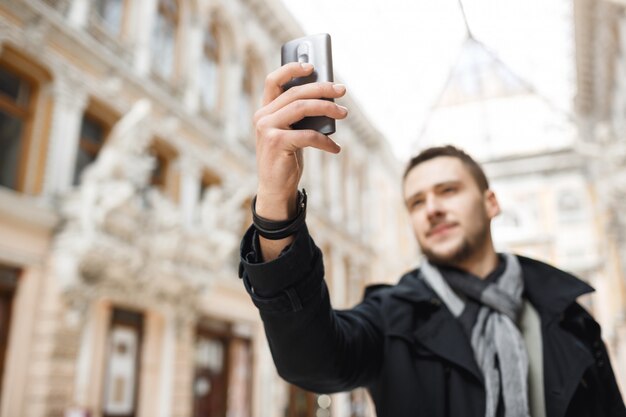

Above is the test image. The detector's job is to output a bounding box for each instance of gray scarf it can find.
[420,253,530,417]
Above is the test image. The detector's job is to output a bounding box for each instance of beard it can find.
[421,237,474,267]
[420,224,490,268]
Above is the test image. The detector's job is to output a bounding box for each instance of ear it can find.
[484,189,501,219]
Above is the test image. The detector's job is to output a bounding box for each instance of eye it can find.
[442,186,457,194]
[410,198,424,209]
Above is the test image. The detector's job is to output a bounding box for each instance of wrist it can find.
[252,189,307,241]
[255,189,299,221]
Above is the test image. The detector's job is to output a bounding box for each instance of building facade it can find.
[0,1,414,417]
[572,0,626,391]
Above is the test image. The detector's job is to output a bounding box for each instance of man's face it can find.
[403,156,500,266]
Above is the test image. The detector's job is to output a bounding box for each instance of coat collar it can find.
[517,255,594,322]
[382,257,595,390]
[387,270,484,383]
[389,256,594,321]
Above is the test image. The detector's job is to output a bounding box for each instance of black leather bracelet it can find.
[251,189,307,240]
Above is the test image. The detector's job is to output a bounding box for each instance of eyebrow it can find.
[404,180,462,205]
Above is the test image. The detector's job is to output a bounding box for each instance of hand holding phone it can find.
[281,34,335,135]
[251,38,347,261]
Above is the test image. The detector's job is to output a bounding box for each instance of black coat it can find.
[239,226,626,417]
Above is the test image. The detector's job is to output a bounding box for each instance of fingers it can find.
[255,82,346,124]
[262,99,348,130]
[256,63,348,158]
[261,128,342,155]
[262,62,315,106]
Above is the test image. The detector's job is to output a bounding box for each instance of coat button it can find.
[430,298,441,306]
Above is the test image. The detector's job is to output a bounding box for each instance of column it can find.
[182,13,205,114]
[67,0,91,28]
[73,299,95,408]
[361,166,374,240]
[302,148,322,207]
[327,156,343,223]
[131,0,158,76]
[345,158,360,234]
[330,250,347,308]
[179,155,202,229]
[42,76,88,195]
[224,62,244,143]
[158,311,176,417]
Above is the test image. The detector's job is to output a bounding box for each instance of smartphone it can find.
[281,33,335,135]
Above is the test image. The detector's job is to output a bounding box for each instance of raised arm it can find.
[239,63,384,392]
[252,62,347,261]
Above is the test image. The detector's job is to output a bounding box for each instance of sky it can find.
[279,0,575,160]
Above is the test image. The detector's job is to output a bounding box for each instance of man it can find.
[239,62,626,417]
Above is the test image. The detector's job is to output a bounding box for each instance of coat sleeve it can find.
[239,224,385,393]
[585,317,626,416]
[566,303,626,416]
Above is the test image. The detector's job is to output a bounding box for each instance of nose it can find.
[425,194,444,220]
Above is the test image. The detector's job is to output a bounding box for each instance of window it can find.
[199,23,220,112]
[193,331,227,417]
[73,113,109,185]
[151,0,179,81]
[557,190,585,223]
[0,266,18,409]
[148,139,178,200]
[0,65,34,191]
[0,47,52,195]
[199,169,220,202]
[193,324,253,417]
[95,0,126,35]
[103,308,144,417]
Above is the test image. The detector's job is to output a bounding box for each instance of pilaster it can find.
[42,76,88,196]
[224,62,244,142]
[179,155,203,229]
[66,0,90,28]
[131,0,159,76]
[182,13,205,114]
[327,155,343,223]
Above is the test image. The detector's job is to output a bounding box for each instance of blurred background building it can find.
[0,0,412,416]
[418,0,626,397]
[0,0,624,417]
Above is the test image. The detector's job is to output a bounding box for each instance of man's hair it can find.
[403,145,490,192]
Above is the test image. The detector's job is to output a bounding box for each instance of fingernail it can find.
[333,84,346,93]
[300,63,314,70]
[337,105,348,114]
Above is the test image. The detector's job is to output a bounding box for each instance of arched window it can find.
[95,0,127,35]
[151,0,179,81]
[199,22,220,112]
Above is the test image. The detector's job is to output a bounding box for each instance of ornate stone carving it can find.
[54,97,251,315]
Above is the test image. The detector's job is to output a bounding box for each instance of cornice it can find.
[482,147,586,180]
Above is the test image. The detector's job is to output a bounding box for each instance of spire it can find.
[436,37,531,107]
[457,0,474,40]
